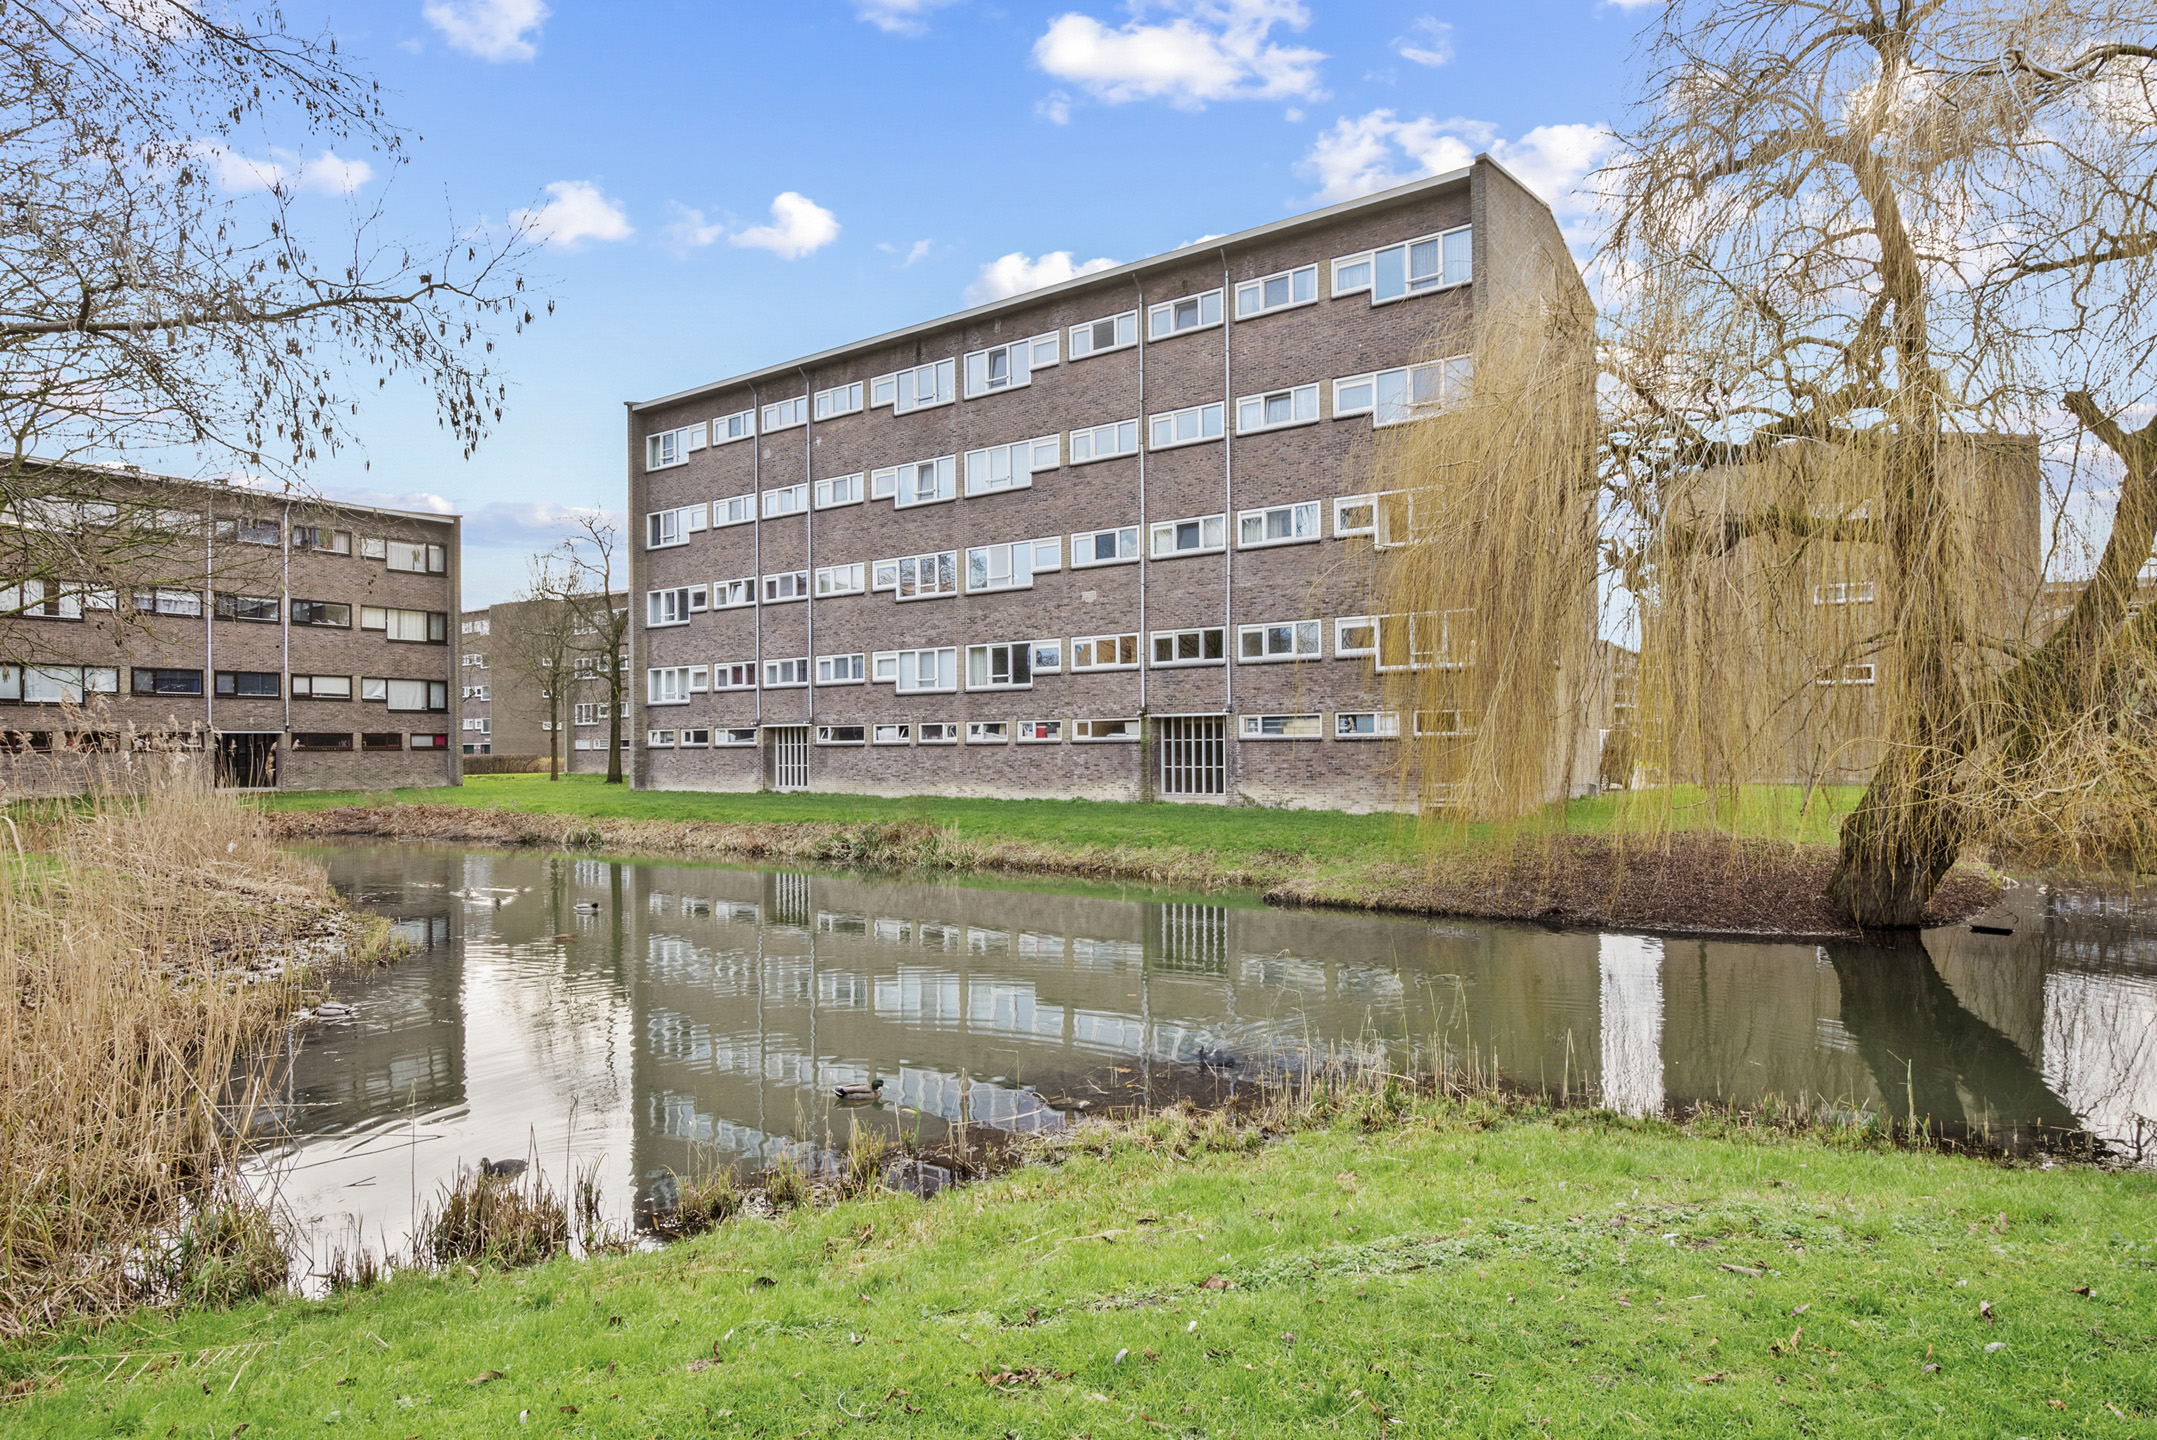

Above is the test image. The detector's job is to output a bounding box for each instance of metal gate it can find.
[1157,715,1225,797]
[770,726,810,791]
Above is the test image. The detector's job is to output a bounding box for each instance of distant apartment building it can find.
[626,160,1595,808]
[0,463,461,789]
[458,593,629,771]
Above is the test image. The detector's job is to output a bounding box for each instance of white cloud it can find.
[511,180,633,250]
[854,0,960,35]
[965,250,1117,305]
[1393,16,1453,68]
[1299,109,1609,218]
[422,0,549,61]
[188,144,374,196]
[1033,0,1324,112]
[879,238,935,265]
[662,204,727,250]
[730,192,840,260]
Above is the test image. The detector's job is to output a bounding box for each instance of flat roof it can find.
[27,457,459,526]
[629,160,1493,415]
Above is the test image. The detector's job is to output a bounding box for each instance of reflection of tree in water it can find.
[1825,939,2084,1149]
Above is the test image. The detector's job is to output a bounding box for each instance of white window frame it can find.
[873,551,958,600]
[1146,289,1223,340]
[645,504,706,550]
[1333,494,1378,537]
[1238,501,1323,549]
[966,720,1010,745]
[713,493,755,528]
[917,722,959,745]
[1812,581,1878,605]
[1333,356,1473,427]
[1028,638,1064,674]
[1415,709,1475,738]
[1816,663,1878,686]
[645,425,702,471]
[875,647,958,694]
[712,661,756,691]
[815,562,866,598]
[764,657,810,689]
[1073,717,1139,743]
[762,570,809,604]
[963,332,1058,398]
[1233,264,1318,319]
[646,729,677,748]
[646,586,707,627]
[963,436,1059,496]
[762,483,809,519]
[1334,616,1378,658]
[760,395,807,432]
[1148,402,1225,451]
[1070,633,1140,671]
[1373,611,1475,672]
[1149,627,1226,668]
[714,727,758,747]
[573,701,610,727]
[965,641,1034,691]
[1068,309,1138,360]
[713,408,755,444]
[1239,713,1322,740]
[816,724,867,746]
[1070,526,1139,568]
[1150,513,1225,558]
[1334,711,1400,740]
[872,455,958,508]
[872,723,912,746]
[872,358,955,414]
[1015,719,1062,743]
[812,382,863,421]
[1068,418,1141,465]
[1237,620,1323,663]
[1331,225,1472,302]
[647,666,709,705]
[814,473,864,510]
[1235,384,1321,436]
[712,577,754,610]
[678,729,712,748]
[965,537,1061,594]
[816,652,866,686]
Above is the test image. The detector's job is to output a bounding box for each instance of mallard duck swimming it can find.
[833,1078,885,1102]
[478,1156,527,1179]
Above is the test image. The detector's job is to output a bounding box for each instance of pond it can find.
[258,844,2157,1258]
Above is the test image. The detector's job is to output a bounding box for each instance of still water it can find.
[260,844,2157,1254]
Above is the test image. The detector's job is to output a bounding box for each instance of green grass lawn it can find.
[11,1109,2148,1437]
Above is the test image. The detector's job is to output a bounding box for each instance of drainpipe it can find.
[1219,246,1235,801]
[750,383,762,733]
[798,365,813,740]
[280,499,292,761]
[203,504,215,743]
[1132,274,1150,801]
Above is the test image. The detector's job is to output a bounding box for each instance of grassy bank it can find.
[262,776,2005,936]
[9,1098,2150,1435]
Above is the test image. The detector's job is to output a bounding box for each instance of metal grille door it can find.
[771,726,810,791]
[1158,715,1225,797]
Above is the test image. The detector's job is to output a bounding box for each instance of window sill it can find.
[1234,297,1320,322]
[1237,654,1322,665]
[1069,665,1141,675]
[1151,546,1226,561]
[1149,659,1226,670]
[1235,416,1323,438]
[1367,277,1472,307]
[1237,534,1323,551]
[1148,322,1223,342]
[1147,434,1223,453]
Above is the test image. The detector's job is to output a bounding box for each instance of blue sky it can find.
[249,0,1650,605]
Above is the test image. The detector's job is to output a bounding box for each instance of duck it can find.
[1195,1046,1239,1069]
[478,1156,528,1179]
[832,1078,886,1103]
[573,901,600,914]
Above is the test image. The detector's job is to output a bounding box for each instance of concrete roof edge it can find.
[21,457,462,525]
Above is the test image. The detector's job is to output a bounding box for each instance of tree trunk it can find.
[605,672,623,784]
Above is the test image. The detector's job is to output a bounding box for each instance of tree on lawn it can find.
[555,516,629,785]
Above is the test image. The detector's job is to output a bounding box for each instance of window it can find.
[1147,289,1223,339]
[648,666,709,704]
[363,607,448,643]
[1333,494,1378,536]
[963,436,1059,496]
[966,537,1060,593]
[216,518,282,547]
[1235,384,1320,434]
[813,382,863,420]
[816,724,866,745]
[765,657,810,688]
[291,526,351,554]
[386,540,448,574]
[815,562,866,597]
[358,536,387,559]
[461,653,486,668]
[214,592,280,623]
[574,702,610,726]
[1029,638,1064,673]
[1,581,80,620]
[1070,526,1139,567]
[713,493,755,528]
[1151,627,1225,666]
[292,732,353,751]
[963,333,1059,397]
[645,423,705,470]
[461,618,490,635]
[872,358,955,414]
[362,678,449,712]
[1234,264,1317,318]
[1016,720,1061,743]
[1335,711,1399,739]
[762,570,809,603]
[292,599,352,627]
[1239,713,1322,739]
[762,483,808,518]
[1334,356,1472,425]
[1238,620,1323,662]
[1149,402,1225,450]
[132,587,201,617]
[1817,663,1878,686]
[966,642,1033,690]
[365,731,405,750]
[872,723,912,745]
[873,551,958,599]
[1813,581,1878,605]
[712,661,756,690]
[1415,709,1473,737]
[1238,501,1322,548]
[1374,611,1474,671]
[874,647,957,693]
[814,473,864,509]
[917,721,959,744]
[293,674,353,700]
[8,665,117,702]
[1334,616,1378,657]
[462,685,489,701]
[1071,633,1139,670]
[712,577,754,609]
[817,652,865,685]
[872,455,958,508]
[646,504,707,549]
[714,408,755,444]
[679,728,712,747]
[647,729,677,748]
[647,586,708,627]
[1332,226,1472,301]
[1150,513,1225,558]
[1074,717,1138,742]
[713,727,757,746]
[966,721,1009,745]
[214,671,280,698]
[760,395,807,431]
[1068,309,1138,358]
[1068,418,1141,464]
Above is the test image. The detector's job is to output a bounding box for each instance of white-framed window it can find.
[874,647,958,693]
[461,684,490,701]
[1374,611,1475,672]
[762,570,810,603]
[1813,581,1878,605]
[645,424,704,471]
[762,483,808,518]
[712,493,755,528]
[646,504,706,549]
[1333,493,1378,537]
[1070,526,1139,567]
[714,727,758,746]
[760,395,807,431]
[1334,616,1377,657]
[872,358,955,414]
[647,666,709,704]
[815,562,866,597]
[1234,264,1318,319]
[647,586,708,627]
[816,724,866,745]
[358,536,387,559]
[814,473,864,509]
[713,661,756,690]
[1150,627,1225,666]
[1332,225,1472,301]
[362,606,446,643]
[871,455,958,508]
[1236,384,1320,435]
[1016,720,1062,743]
[966,537,1061,593]
[817,652,866,685]
[712,577,754,609]
[1029,638,1064,673]
[873,551,958,599]
[1238,620,1323,662]
[1239,713,1322,739]
[383,540,448,575]
[1149,402,1224,450]
[813,382,863,421]
[917,721,959,744]
[1147,289,1223,340]
[1074,717,1138,742]
[1068,418,1141,464]
[1071,632,1139,671]
[1150,513,1225,558]
[1335,711,1400,739]
[966,720,1009,745]
[678,728,712,747]
[462,717,493,734]
[1068,309,1138,359]
[646,729,677,748]
[963,436,1060,496]
[714,408,755,444]
[963,333,1059,398]
[872,723,912,746]
[1816,663,1878,686]
[1334,356,1473,426]
[1415,709,1474,737]
[1238,501,1322,548]
[765,657,810,688]
[574,701,611,726]
[965,641,1033,690]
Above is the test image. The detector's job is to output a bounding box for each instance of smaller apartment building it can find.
[459,593,630,770]
[0,464,461,790]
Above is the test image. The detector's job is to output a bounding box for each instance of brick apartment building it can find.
[626,159,1593,807]
[459,592,629,771]
[0,464,461,790]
